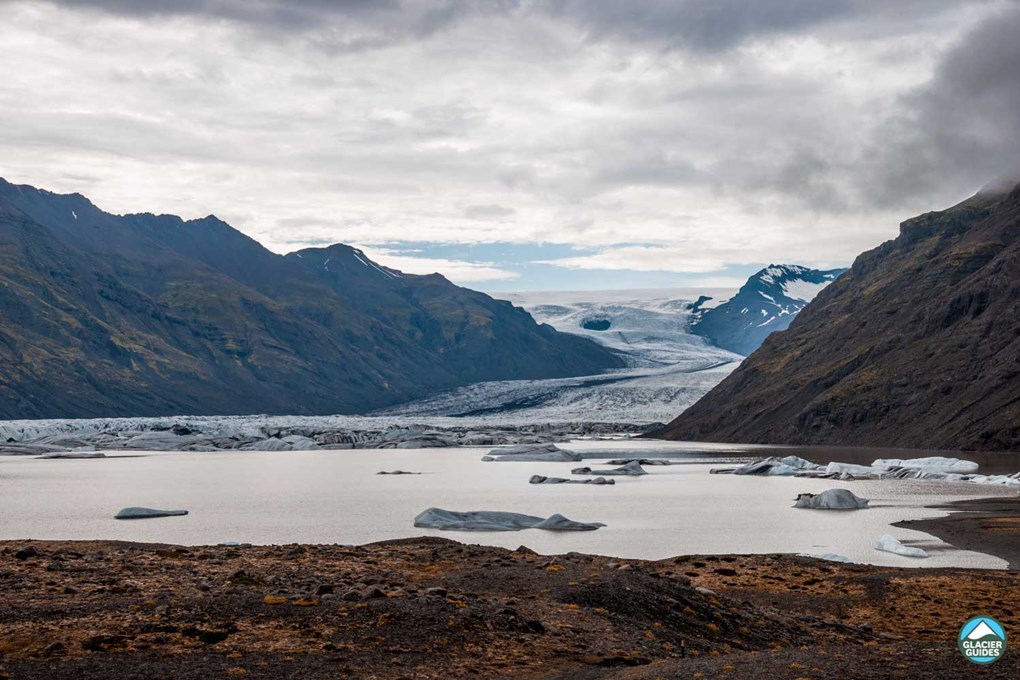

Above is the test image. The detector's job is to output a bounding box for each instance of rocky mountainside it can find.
[690,265,847,355]
[660,183,1020,451]
[0,179,622,419]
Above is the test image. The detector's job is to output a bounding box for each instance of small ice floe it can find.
[872,457,979,474]
[716,454,1020,488]
[605,458,676,466]
[873,534,928,558]
[413,508,605,532]
[823,462,876,476]
[711,455,821,476]
[377,470,421,475]
[482,443,581,462]
[797,552,853,563]
[793,489,870,510]
[115,507,189,520]
[571,460,647,476]
[529,475,614,485]
[37,451,106,459]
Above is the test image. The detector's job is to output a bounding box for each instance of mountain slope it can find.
[660,183,1020,451]
[0,179,622,419]
[690,265,847,355]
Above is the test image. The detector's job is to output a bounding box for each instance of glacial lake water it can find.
[1,440,1015,569]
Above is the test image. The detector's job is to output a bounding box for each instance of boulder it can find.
[873,534,928,558]
[793,489,869,510]
[413,508,604,532]
[115,507,189,520]
[377,470,422,475]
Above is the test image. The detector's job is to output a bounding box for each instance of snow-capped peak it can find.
[690,264,848,355]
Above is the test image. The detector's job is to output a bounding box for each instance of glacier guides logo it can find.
[958,616,1007,665]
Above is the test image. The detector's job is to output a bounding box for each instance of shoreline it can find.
[895,495,1020,570]
[1,538,1017,679]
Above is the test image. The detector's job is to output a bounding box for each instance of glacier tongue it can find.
[376,288,743,424]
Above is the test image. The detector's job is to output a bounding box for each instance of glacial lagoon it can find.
[0,440,1013,569]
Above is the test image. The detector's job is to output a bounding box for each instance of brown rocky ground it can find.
[0,538,1016,679]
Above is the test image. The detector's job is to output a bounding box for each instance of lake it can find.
[0,440,1012,569]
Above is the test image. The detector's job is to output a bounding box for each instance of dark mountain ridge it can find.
[660,183,1020,451]
[0,179,623,419]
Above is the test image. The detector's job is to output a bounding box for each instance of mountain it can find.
[690,265,847,355]
[0,179,623,419]
[659,182,1020,451]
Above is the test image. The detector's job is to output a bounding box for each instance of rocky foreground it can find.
[1,538,1017,679]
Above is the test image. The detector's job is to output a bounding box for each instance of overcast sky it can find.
[2,0,1018,290]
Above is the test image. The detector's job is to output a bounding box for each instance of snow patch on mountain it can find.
[690,265,848,356]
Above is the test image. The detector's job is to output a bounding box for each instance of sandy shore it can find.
[895,495,1020,569]
[1,537,1017,679]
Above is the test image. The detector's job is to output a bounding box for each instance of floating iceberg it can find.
[872,457,978,473]
[714,454,1019,488]
[529,475,614,485]
[571,460,647,476]
[37,452,106,459]
[115,507,189,520]
[481,443,582,462]
[712,455,821,476]
[413,508,605,532]
[873,534,928,558]
[793,489,870,510]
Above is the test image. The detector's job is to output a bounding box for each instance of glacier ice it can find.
[793,489,870,510]
[872,457,979,473]
[873,534,928,558]
[413,508,605,532]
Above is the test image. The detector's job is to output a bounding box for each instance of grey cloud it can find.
[48,0,402,28]
[868,2,1020,206]
[42,0,500,45]
[464,204,515,219]
[542,0,965,53]
[43,0,968,54]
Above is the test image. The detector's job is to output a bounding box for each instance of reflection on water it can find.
[0,439,1013,569]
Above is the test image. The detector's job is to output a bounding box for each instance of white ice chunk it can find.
[873,534,928,558]
[797,552,852,563]
[872,457,979,473]
[824,462,878,476]
[794,488,870,510]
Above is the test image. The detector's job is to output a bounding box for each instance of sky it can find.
[1,0,1019,291]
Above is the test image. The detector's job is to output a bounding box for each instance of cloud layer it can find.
[1,0,1018,286]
